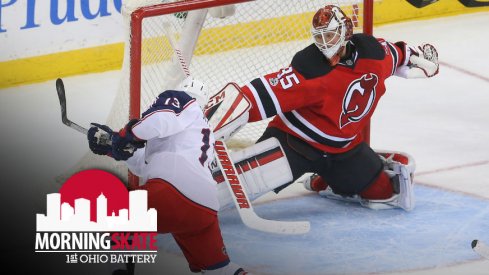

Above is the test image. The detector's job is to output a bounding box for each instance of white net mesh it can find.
[62,0,368,184]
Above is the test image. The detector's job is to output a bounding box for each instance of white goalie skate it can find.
[303,151,416,211]
[362,151,416,211]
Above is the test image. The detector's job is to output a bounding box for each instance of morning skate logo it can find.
[339,73,378,128]
[35,169,158,264]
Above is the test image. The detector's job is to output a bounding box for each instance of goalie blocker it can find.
[204,82,251,142]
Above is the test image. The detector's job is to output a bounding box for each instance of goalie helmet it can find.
[311,5,353,66]
[178,76,210,109]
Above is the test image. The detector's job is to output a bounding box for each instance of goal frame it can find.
[127,0,374,187]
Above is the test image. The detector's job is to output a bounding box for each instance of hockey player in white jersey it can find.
[87,77,251,275]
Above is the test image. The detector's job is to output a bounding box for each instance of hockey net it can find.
[62,0,373,186]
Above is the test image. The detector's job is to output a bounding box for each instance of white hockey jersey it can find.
[125,90,219,211]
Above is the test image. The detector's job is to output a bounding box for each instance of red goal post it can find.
[115,0,374,187]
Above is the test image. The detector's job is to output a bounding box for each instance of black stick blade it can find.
[55,78,89,135]
[56,78,69,125]
[472,239,478,249]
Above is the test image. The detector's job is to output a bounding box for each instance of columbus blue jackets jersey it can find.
[126,90,219,211]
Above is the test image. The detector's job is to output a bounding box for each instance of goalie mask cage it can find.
[67,0,373,187]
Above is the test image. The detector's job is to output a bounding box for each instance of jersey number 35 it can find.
[278,67,300,90]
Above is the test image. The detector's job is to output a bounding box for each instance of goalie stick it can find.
[472,240,489,259]
[163,22,310,234]
[214,140,310,234]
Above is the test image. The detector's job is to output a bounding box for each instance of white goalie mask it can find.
[311,5,353,66]
[178,76,210,109]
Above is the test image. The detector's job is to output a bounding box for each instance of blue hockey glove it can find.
[111,119,146,161]
[87,123,113,156]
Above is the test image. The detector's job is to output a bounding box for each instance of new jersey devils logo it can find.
[339,73,378,128]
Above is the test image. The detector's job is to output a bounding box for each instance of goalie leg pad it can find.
[312,151,416,211]
[360,151,416,211]
[214,138,293,210]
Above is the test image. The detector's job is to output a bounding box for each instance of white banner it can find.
[0,0,125,61]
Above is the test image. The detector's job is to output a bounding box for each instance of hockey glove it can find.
[87,123,113,156]
[395,42,439,78]
[409,43,439,77]
[111,119,146,161]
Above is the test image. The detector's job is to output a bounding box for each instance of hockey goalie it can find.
[207,4,439,212]
[206,81,416,212]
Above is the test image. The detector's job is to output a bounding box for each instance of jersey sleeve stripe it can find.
[386,42,399,76]
[182,99,196,109]
[249,77,279,118]
[291,111,356,142]
[245,81,267,120]
[260,76,284,112]
[282,112,353,148]
[278,112,316,143]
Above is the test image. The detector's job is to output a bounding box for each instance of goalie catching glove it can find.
[87,120,145,161]
[395,43,439,78]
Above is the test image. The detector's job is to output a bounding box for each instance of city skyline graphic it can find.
[36,190,157,232]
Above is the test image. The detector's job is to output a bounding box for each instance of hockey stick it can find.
[472,240,489,259]
[56,78,89,135]
[164,23,310,234]
[57,78,137,274]
[55,78,131,149]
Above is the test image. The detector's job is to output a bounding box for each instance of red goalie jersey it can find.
[240,34,408,154]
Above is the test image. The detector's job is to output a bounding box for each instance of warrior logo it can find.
[339,73,378,128]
